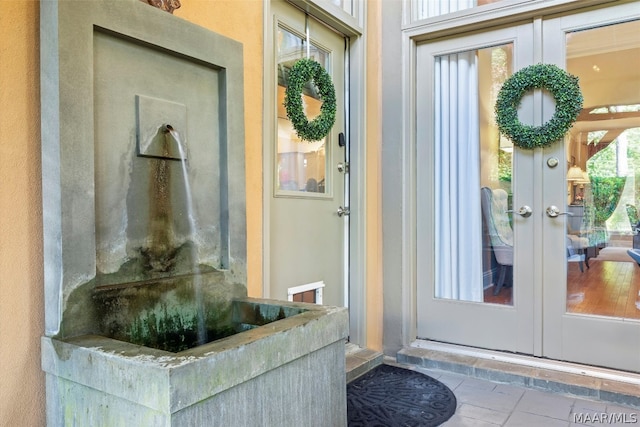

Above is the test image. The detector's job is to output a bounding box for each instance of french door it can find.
[541,7,640,371]
[416,23,536,355]
[416,3,640,372]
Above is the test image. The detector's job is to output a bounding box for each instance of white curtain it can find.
[434,51,483,302]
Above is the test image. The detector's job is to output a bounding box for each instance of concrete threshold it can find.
[397,340,640,409]
[346,342,384,383]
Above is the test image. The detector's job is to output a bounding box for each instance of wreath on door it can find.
[495,63,583,150]
[284,58,336,142]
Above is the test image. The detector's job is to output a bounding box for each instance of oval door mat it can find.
[347,364,457,426]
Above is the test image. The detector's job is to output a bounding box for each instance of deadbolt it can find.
[337,162,349,173]
[337,206,350,217]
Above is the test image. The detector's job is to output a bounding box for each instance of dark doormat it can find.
[347,364,457,427]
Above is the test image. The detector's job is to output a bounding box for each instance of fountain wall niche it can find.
[40,1,348,425]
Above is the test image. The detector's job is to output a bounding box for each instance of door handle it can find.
[546,205,574,218]
[337,206,350,217]
[506,206,533,218]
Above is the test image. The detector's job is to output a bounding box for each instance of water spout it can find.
[144,145,176,272]
[171,128,208,345]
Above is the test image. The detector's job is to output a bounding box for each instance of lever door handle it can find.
[546,205,573,218]
[506,206,532,218]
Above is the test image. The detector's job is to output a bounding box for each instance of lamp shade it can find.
[577,170,591,185]
[567,165,584,181]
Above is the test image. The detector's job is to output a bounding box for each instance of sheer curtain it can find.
[434,51,483,302]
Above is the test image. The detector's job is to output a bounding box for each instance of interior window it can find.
[413,0,508,21]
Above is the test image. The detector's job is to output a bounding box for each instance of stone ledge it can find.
[346,344,384,383]
[397,344,640,409]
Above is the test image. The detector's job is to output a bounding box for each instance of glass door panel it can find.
[543,7,640,372]
[433,43,515,306]
[276,26,329,197]
[565,20,640,321]
[416,24,535,354]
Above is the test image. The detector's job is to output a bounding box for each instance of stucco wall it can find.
[176,1,264,298]
[0,1,45,425]
[0,1,264,425]
[365,0,383,351]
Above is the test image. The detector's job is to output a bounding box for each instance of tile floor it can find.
[409,365,640,427]
[345,345,640,426]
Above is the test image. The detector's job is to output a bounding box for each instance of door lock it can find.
[337,206,350,217]
[337,162,349,173]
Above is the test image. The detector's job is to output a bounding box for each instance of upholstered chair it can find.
[480,187,513,295]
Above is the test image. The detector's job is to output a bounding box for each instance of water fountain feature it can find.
[40,1,348,425]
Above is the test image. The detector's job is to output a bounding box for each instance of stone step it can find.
[397,342,640,409]
[345,342,384,383]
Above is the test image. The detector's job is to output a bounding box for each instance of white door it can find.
[416,3,640,372]
[416,24,537,354]
[542,6,640,371]
[266,1,348,307]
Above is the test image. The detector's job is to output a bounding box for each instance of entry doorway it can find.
[265,0,349,309]
[415,3,640,372]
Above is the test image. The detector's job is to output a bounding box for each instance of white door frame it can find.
[398,0,640,370]
[263,0,368,345]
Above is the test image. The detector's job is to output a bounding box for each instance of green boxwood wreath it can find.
[495,63,583,150]
[284,58,336,142]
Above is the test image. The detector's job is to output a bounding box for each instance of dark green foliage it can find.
[284,58,336,142]
[495,63,583,150]
[591,176,627,225]
[498,149,512,182]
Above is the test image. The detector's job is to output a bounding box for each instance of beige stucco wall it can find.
[0,1,265,425]
[365,0,383,352]
[0,1,45,425]
[0,1,383,424]
[176,1,264,297]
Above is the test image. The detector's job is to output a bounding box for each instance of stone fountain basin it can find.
[41,298,348,426]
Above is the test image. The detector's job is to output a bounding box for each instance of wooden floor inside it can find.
[567,259,640,319]
[483,259,640,319]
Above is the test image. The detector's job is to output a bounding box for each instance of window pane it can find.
[434,43,514,305]
[565,20,640,320]
[276,26,329,195]
[413,0,505,21]
[329,0,353,16]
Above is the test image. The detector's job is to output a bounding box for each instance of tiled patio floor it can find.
[346,345,640,426]
[408,365,640,427]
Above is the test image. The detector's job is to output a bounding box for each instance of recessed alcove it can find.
[40,1,348,424]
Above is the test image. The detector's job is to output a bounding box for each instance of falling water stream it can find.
[169,128,208,345]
